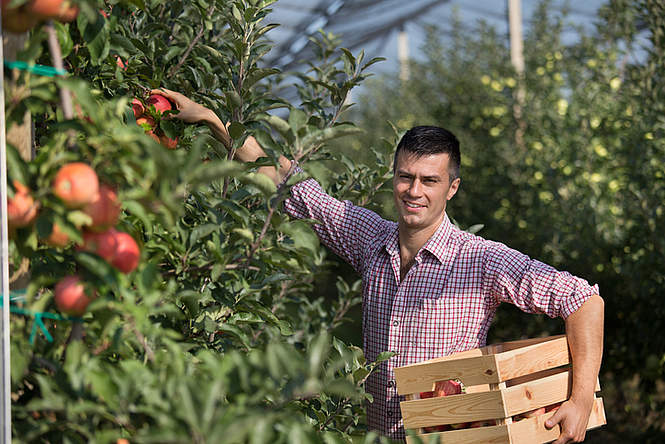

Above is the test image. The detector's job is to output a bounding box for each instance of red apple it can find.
[136,116,161,142]
[136,115,155,130]
[7,181,39,229]
[53,162,100,209]
[423,425,449,433]
[28,0,63,18]
[83,184,121,232]
[433,379,462,396]
[116,56,128,71]
[131,98,145,118]
[146,94,172,114]
[57,0,78,21]
[2,0,40,33]
[110,230,140,273]
[54,275,93,316]
[79,230,118,263]
[45,222,70,247]
[158,134,178,149]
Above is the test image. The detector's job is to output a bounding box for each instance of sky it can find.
[264,0,611,77]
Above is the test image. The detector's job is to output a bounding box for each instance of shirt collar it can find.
[421,213,454,264]
[382,213,454,264]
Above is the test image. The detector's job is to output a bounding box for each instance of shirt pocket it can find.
[413,295,462,360]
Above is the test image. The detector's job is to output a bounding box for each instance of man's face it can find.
[392,151,460,233]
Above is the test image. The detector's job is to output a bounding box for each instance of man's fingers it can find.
[149,88,178,101]
[545,409,562,429]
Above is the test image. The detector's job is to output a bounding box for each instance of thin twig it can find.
[168,4,215,78]
[44,22,73,120]
[131,321,155,363]
[243,161,299,265]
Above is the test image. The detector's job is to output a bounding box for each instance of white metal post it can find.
[0,7,13,443]
[398,25,410,82]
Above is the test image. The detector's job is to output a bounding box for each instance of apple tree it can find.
[5,0,395,442]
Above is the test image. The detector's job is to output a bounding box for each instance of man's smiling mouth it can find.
[404,201,425,209]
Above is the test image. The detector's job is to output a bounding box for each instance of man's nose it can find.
[408,179,423,196]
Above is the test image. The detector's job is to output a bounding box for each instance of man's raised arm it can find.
[150,88,292,185]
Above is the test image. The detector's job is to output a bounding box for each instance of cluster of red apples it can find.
[7,163,140,316]
[132,93,178,149]
[419,380,562,433]
[1,0,79,33]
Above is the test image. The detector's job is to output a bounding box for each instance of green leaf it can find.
[232,228,254,242]
[301,123,363,148]
[228,121,246,140]
[185,160,245,185]
[244,68,280,89]
[466,224,485,234]
[240,172,276,197]
[361,56,385,71]
[66,210,93,229]
[78,11,110,64]
[189,224,218,245]
[288,109,307,133]
[55,22,74,58]
[262,114,292,138]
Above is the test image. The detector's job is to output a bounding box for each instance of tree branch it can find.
[168,4,215,78]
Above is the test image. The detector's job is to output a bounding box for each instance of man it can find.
[153,88,604,443]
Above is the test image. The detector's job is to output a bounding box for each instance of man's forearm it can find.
[201,109,292,185]
[565,294,604,405]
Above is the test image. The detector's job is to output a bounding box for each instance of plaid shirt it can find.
[284,177,599,440]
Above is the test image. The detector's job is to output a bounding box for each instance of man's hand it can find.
[149,88,212,124]
[545,395,594,443]
[150,87,231,147]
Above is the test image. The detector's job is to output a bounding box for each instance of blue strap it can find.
[3,60,67,77]
[2,290,82,344]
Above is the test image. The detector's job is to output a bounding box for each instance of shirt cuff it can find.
[560,282,599,319]
[277,160,304,188]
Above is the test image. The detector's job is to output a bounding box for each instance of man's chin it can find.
[398,216,424,229]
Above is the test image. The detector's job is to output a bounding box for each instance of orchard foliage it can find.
[6,0,395,442]
[351,0,665,441]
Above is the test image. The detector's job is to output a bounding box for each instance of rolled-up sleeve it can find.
[481,240,599,319]
[284,177,389,274]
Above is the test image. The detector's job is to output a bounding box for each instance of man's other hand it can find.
[545,395,593,443]
[149,88,212,124]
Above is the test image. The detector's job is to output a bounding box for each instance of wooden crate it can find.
[394,335,606,443]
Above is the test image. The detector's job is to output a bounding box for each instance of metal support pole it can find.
[508,0,525,75]
[398,25,410,82]
[508,0,526,152]
[1,10,13,444]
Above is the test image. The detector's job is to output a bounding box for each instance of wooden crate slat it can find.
[398,336,607,442]
[395,355,500,395]
[508,397,606,444]
[401,391,507,428]
[496,334,566,353]
[495,336,570,382]
[404,397,606,444]
[405,424,510,444]
[505,366,570,387]
[503,369,572,416]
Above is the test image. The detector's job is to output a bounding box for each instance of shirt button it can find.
[392,320,399,327]
[387,411,393,417]
[388,380,395,388]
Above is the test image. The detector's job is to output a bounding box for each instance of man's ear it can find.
[447,177,461,201]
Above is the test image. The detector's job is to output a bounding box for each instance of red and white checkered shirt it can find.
[284,177,599,441]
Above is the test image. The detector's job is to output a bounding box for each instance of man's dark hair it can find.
[393,126,461,182]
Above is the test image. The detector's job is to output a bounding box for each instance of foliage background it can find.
[4,0,664,442]
[343,0,665,442]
